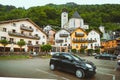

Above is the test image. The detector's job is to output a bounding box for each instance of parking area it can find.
[0,56,120,80]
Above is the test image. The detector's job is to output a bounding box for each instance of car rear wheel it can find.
[75,69,85,78]
[50,64,55,70]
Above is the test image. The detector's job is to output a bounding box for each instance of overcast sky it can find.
[0,0,120,9]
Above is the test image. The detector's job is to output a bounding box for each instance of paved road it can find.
[0,56,120,80]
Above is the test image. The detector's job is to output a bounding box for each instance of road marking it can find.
[0,77,56,80]
[61,77,70,80]
[97,67,115,71]
[36,69,58,77]
[36,69,70,80]
[97,71,115,80]
[96,64,115,68]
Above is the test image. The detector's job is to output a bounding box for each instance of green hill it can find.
[0,2,120,31]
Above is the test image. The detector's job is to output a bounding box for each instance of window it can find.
[9,38,14,43]
[13,23,16,27]
[65,38,67,42]
[28,41,32,45]
[3,28,6,32]
[76,45,78,48]
[36,41,39,44]
[60,43,62,46]
[1,37,6,40]
[29,33,32,36]
[29,26,32,29]
[21,31,24,34]
[60,54,72,60]
[42,42,45,45]
[43,36,45,39]
[12,29,16,33]
[35,34,38,37]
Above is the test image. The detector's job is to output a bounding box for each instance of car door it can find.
[60,54,75,72]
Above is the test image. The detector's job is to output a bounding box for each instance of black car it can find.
[95,53,117,60]
[49,52,96,78]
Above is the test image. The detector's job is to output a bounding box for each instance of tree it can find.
[17,40,26,52]
[71,49,76,54]
[94,49,100,54]
[80,48,85,54]
[87,49,94,56]
[41,44,52,55]
[0,39,8,53]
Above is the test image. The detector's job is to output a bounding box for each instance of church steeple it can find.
[62,8,68,12]
[61,8,68,28]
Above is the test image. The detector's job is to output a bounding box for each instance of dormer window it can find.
[13,23,16,27]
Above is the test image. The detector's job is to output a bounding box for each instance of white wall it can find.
[55,29,71,46]
[87,30,101,50]
[61,12,68,28]
[0,20,47,51]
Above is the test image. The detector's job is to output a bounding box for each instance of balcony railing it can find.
[8,41,16,44]
[20,25,33,32]
[100,46,104,48]
[94,46,100,48]
[56,39,63,43]
[81,46,87,49]
[8,31,40,40]
[72,38,87,43]
[75,32,84,37]
[59,34,68,37]
[87,39,97,43]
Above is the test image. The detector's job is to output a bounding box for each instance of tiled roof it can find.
[72,11,81,18]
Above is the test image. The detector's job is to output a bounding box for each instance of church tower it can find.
[61,8,68,28]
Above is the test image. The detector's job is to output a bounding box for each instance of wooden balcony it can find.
[8,31,40,40]
[75,32,84,37]
[20,25,33,32]
[72,38,87,43]
[87,39,97,43]
[94,46,100,48]
[56,39,63,43]
[8,41,16,44]
[81,46,87,49]
[59,34,68,37]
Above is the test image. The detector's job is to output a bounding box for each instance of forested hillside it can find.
[0,2,120,31]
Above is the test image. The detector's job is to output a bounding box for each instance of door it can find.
[60,54,75,72]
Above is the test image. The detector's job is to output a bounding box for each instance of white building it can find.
[61,10,89,30]
[55,29,71,52]
[0,18,47,52]
[99,25,105,33]
[61,8,68,28]
[87,30,101,50]
[43,25,52,33]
